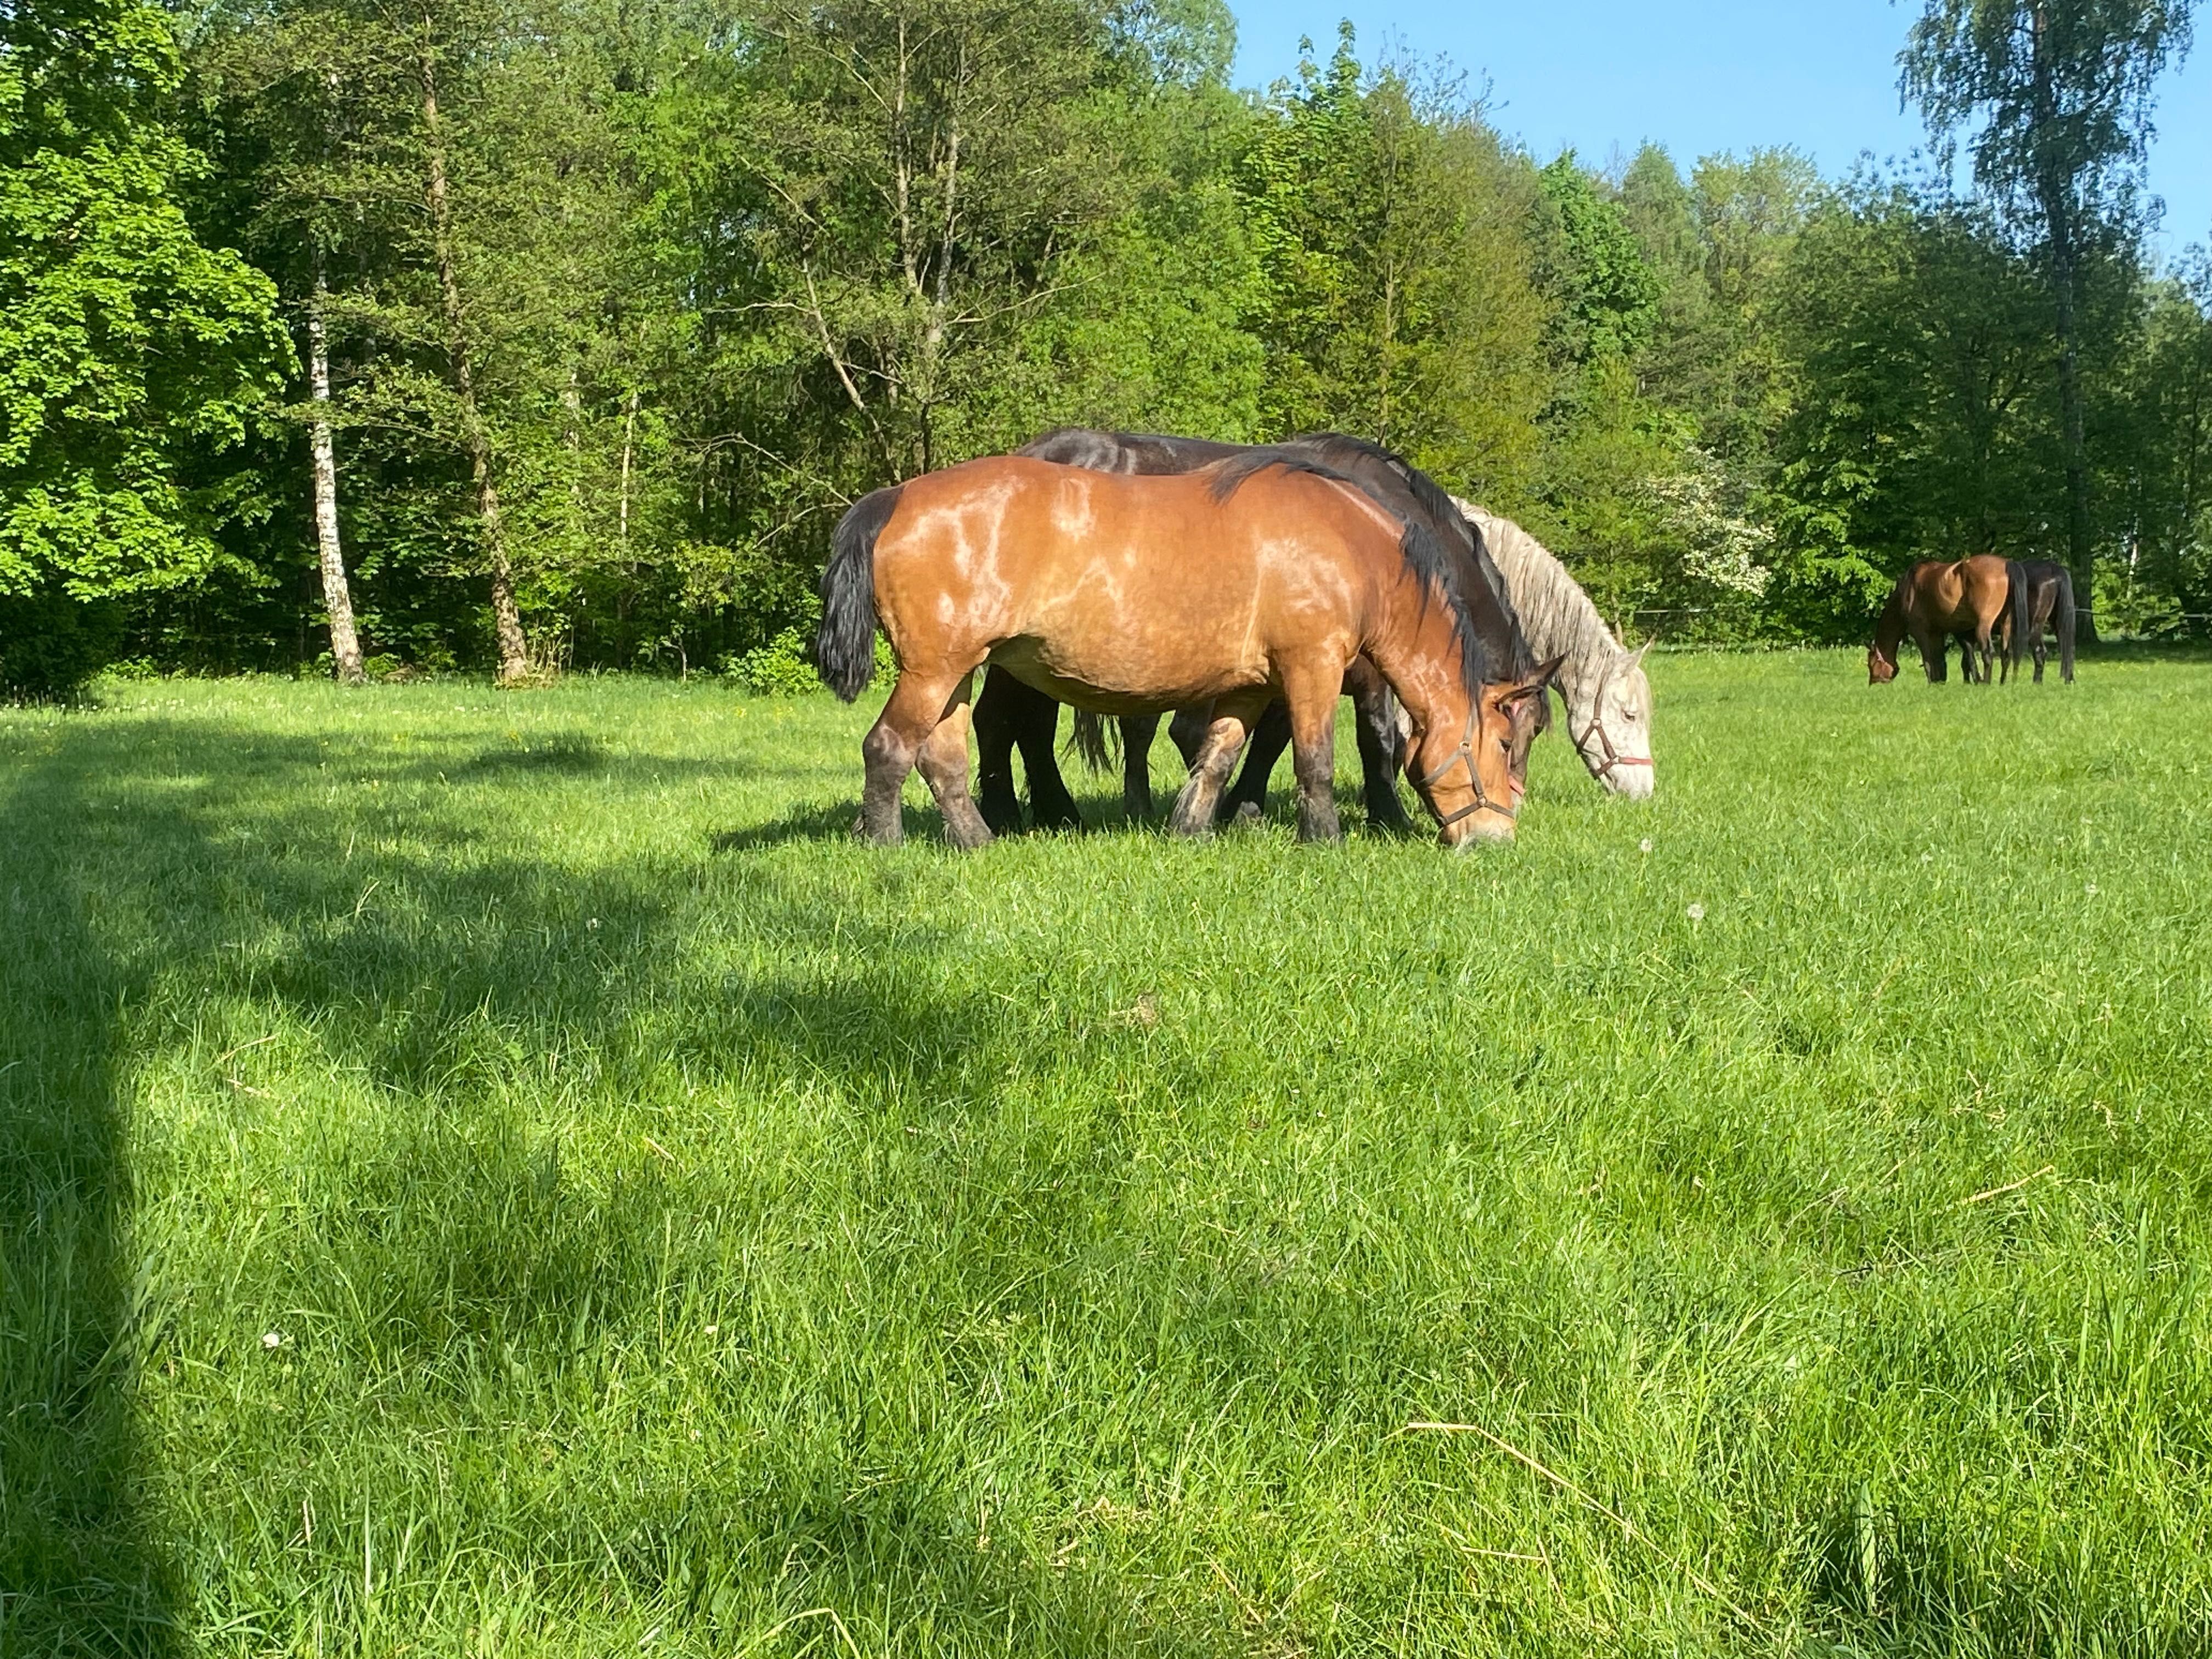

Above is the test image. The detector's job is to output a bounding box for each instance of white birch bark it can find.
[307,260,366,685]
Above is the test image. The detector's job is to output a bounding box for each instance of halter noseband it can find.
[1414,704,1519,829]
[1571,659,1652,783]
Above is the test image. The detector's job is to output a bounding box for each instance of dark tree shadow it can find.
[1,748,180,1656]
[0,710,1243,1652]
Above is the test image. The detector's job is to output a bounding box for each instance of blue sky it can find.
[1227,2,2209,266]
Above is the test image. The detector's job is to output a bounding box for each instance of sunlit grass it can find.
[3,652,2209,1656]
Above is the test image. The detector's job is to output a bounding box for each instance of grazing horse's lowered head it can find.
[1566,640,1656,799]
[1451,499,1657,799]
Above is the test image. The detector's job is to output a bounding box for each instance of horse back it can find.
[872,456,1401,645]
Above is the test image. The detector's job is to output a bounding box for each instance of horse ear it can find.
[1531,654,1567,690]
[1500,658,1561,709]
[1630,640,1654,667]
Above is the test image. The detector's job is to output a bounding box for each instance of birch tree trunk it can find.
[2029,2,2096,641]
[617,385,639,549]
[307,254,365,684]
[419,36,532,684]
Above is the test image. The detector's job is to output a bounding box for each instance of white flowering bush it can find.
[1641,447,1774,599]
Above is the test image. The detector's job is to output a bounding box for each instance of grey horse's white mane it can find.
[1452,498,1632,693]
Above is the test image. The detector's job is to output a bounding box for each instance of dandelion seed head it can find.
[261,1330,284,1351]
[1685,902,1706,923]
[1639,838,1653,854]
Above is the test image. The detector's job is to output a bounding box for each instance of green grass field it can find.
[4,652,2210,1657]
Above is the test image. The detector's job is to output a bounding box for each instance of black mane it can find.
[1289,432,1477,556]
[1284,431,1531,679]
[1204,447,1492,697]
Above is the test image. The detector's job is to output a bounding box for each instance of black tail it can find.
[2052,566,2078,682]
[1070,710,1117,772]
[816,487,900,701]
[2005,560,2030,681]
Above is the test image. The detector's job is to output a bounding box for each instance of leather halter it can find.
[1571,658,1652,783]
[1414,704,1519,828]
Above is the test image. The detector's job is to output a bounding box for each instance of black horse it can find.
[972,430,1538,834]
[2002,559,2078,684]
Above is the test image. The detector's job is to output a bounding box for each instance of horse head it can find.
[1568,641,1655,799]
[1410,659,1559,846]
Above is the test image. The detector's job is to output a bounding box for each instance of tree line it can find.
[0,0,2203,694]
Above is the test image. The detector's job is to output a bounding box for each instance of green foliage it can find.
[0,585,123,698]
[1538,150,1662,365]
[10,0,2186,672]
[1237,26,1551,498]
[1901,0,2199,602]
[0,0,285,687]
[724,626,818,695]
[1901,0,2192,235]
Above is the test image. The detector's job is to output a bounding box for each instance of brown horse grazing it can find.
[972,428,1539,836]
[1999,558,2078,684]
[816,452,1554,848]
[1867,556,2014,684]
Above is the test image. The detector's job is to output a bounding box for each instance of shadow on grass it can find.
[0,711,1227,1651]
[451,735,610,776]
[1,753,180,1655]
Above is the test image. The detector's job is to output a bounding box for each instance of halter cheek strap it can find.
[1414,705,1519,828]
[1571,664,1653,782]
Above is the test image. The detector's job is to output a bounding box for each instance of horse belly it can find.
[986,541,1278,712]
[988,631,1268,716]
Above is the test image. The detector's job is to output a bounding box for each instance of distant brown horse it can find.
[816,452,1554,848]
[1867,556,2013,684]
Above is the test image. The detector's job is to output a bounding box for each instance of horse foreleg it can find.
[1916,626,1944,682]
[912,675,994,850]
[1346,660,1412,832]
[1168,695,1267,837]
[1220,701,1291,821]
[1119,715,1160,819]
[1282,664,1344,844]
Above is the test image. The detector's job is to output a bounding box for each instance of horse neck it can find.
[1364,572,1473,740]
[1469,504,1624,707]
[1873,591,1906,656]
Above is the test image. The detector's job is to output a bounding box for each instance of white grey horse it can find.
[1454,499,1656,798]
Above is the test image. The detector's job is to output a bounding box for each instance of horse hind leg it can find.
[1169,694,1267,837]
[912,675,994,850]
[1220,699,1291,822]
[860,670,983,848]
[1119,714,1160,819]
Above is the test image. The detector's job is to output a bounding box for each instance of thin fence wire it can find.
[1619,603,2212,642]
